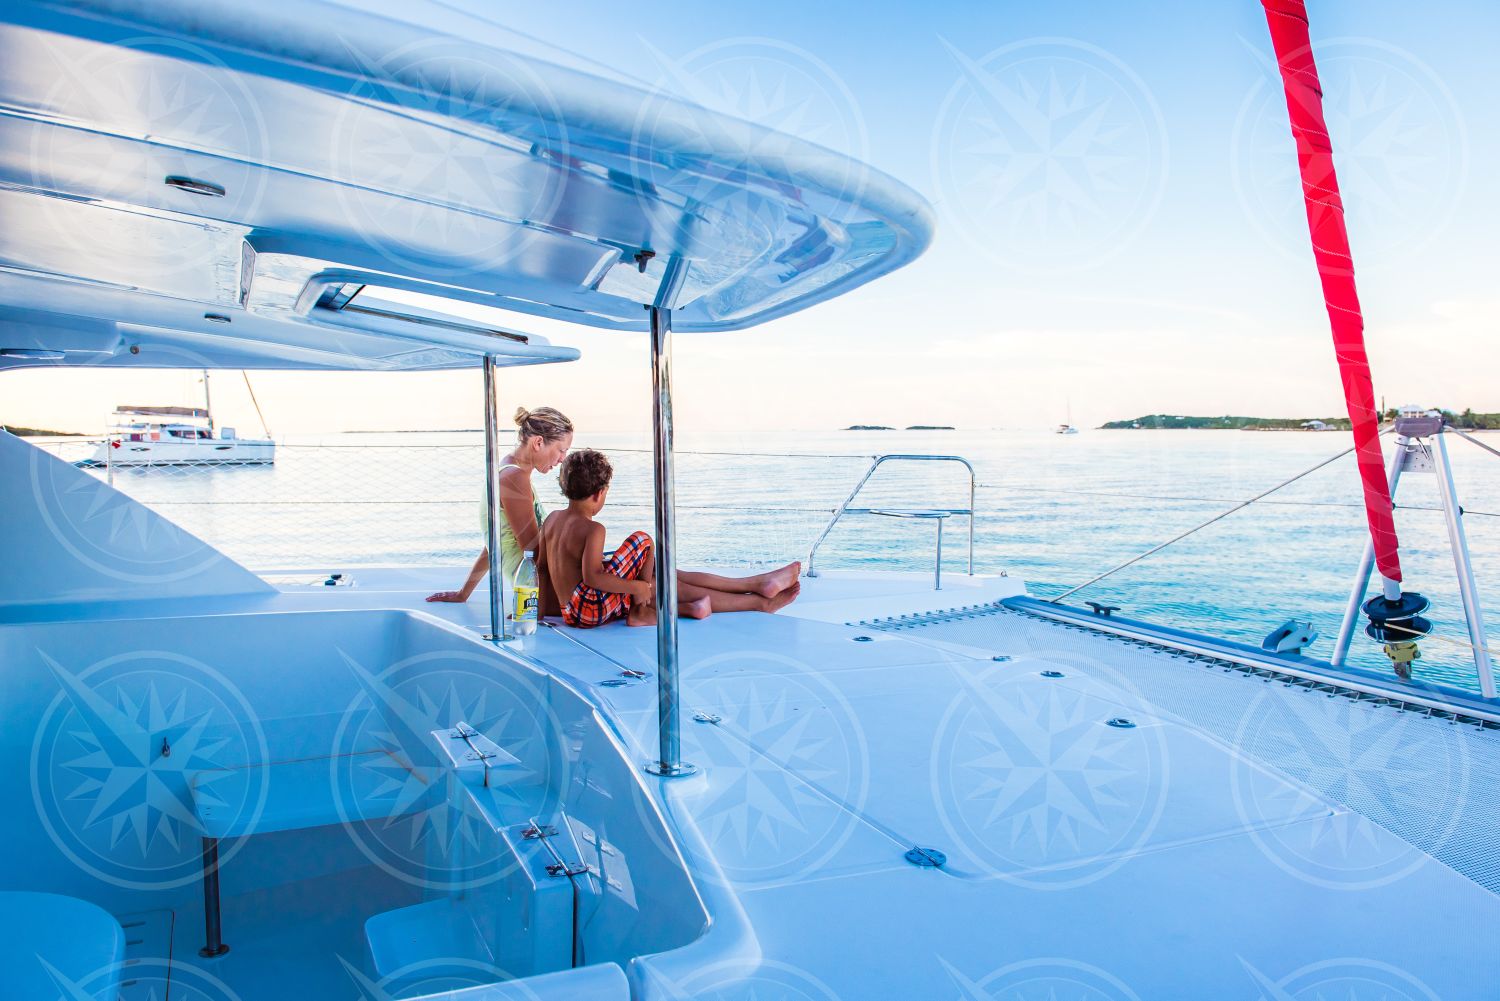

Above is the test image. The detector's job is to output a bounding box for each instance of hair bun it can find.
[513,406,530,425]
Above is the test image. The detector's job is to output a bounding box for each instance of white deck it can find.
[259,566,1500,998]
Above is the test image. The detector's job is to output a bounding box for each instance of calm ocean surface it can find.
[73,428,1500,694]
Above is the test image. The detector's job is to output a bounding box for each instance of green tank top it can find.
[480,463,546,581]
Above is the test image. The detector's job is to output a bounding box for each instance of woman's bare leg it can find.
[677,579,767,612]
[676,578,800,613]
[679,561,800,598]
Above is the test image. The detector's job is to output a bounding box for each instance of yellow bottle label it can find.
[514,585,539,619]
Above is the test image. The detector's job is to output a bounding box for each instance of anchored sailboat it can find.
[85,371,275,467]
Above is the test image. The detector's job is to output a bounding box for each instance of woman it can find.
[426,406,573,604]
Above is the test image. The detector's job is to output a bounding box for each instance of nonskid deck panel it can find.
[868,603,1500,895]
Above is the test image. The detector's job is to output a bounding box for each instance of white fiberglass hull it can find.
[87,438,275,466]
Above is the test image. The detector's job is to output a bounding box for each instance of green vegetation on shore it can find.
[1435,409,1500,430]
[1104,409,1500,430]
[1102,414,1352,430]
[1,424,83,437]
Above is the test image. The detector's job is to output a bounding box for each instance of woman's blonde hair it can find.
[514,406,573,443]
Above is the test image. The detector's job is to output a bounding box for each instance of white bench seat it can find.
[0,891,124,1001]
[192,749,416,839]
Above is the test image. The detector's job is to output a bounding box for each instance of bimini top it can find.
[113,405,209,418]
[0,0,934,372]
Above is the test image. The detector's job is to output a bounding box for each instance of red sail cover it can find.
[1261,0,1402,583]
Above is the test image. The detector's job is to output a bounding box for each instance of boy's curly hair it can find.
[558,448,613,500]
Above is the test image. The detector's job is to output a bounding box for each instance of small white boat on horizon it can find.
[1056,423,1079,434]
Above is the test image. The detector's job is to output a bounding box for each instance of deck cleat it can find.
[1363,591,1432,680]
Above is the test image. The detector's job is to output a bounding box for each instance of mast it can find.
[202,369,214,433]
[242,371,272,439]
[1260,0,1429,667]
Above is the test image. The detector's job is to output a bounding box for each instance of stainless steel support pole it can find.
[1331,436,1408,666]
[198,836,229,957]
[935,517,944,590]
[968,476,975,575]
[1432,431,1496,697]
[482,356,506,642]
[646,304,695,777]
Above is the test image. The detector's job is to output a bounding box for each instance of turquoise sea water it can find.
[73,428,1500,694]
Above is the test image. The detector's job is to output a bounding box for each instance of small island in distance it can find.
[1101,414,1353,431]
[1102,409,1500,430]
[1,424,85,437]
[844,424,956,431]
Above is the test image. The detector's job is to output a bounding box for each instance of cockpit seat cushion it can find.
[0,891,125,1001]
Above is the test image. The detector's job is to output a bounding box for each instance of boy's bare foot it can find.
[681,595,713,619]
[766,580,801,613]
[627,603,657,627]
[755,562,802,598]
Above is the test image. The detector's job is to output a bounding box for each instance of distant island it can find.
[1104,409,1500,431]
[2,424,84,437]
[843,424,955,431]
[1102,414,1353,431]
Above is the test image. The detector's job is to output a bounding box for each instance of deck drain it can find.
[598,679,628,688]
[1106,717,1136,729]
[904,847,947,868]
[852,635,874,642]
[991,655,1011,662]
[1040,670,1064,678]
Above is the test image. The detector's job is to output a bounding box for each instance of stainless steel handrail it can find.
[805,454,976,580]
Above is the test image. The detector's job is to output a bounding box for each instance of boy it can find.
[539,449,801,628]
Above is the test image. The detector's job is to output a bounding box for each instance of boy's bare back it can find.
[539,507,598,610]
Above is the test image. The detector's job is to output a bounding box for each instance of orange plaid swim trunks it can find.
[563,531,653,627]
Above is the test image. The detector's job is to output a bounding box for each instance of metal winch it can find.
[1363,590,1432,680]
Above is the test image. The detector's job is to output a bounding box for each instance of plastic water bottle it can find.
[513,552,539,636]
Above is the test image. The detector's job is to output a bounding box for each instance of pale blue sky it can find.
[8,0,1497,434]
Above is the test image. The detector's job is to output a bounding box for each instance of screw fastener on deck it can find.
[904,847,947,868]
